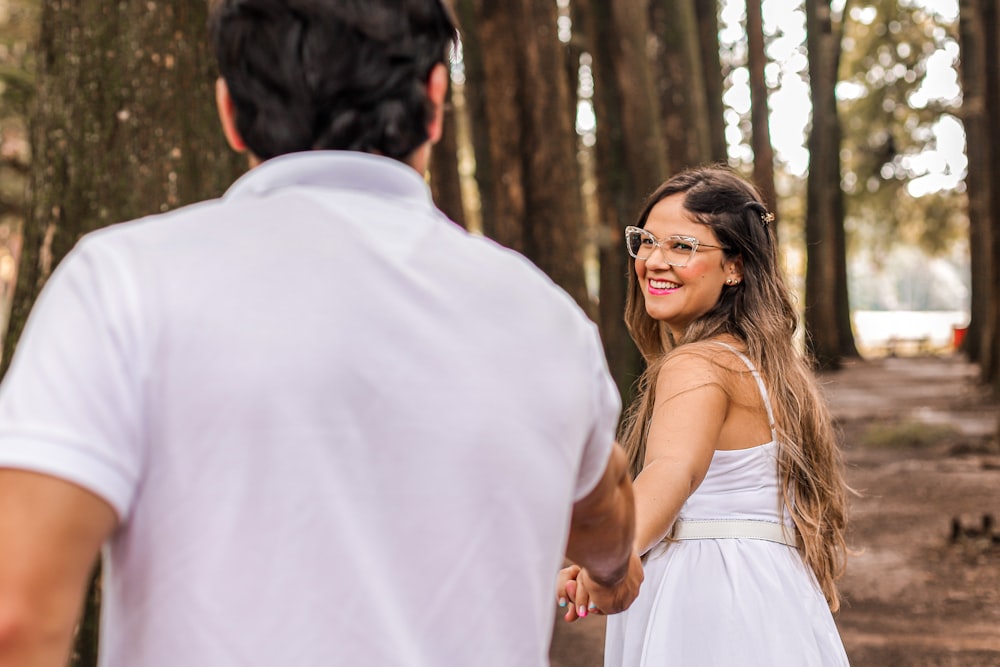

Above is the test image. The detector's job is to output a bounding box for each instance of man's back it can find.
[0,152,619,665]
[0,3,643,663]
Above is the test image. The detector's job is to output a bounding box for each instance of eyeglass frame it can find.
[623,226,725,268]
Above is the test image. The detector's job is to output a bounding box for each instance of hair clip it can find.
[761,211,775,225]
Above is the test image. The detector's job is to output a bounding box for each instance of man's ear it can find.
[215,77,248,153]
[425,62,449,145]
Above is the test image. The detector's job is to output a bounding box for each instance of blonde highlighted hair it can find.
[619,165,850,611]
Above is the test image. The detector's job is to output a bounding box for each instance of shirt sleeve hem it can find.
[0,436,135,519]
[573,433,614,503]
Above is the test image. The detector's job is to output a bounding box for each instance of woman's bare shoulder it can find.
[656,339,747,393]
[656,342,725,391]
[662,338,748,368]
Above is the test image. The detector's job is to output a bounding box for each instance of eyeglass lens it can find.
[625,229,696,267]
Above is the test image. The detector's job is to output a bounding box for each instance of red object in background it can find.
[952,326,968,349]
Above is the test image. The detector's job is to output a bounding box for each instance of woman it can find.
[559,166,851,665]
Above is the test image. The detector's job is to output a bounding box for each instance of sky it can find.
[718,0,964,197]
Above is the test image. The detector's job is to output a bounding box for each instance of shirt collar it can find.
[223,151,434,207]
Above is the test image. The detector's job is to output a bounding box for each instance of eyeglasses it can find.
[624,226,724,268]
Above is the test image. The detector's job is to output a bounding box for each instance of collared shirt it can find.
[0,151,619,667]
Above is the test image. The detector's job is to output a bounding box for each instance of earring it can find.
[726,278,734,285]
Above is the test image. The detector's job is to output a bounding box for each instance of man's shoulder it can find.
[459,236,591,322]
[78,196,227,249]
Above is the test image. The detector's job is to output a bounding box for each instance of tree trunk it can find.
[5,0,243,373]
[466,0,591,312]
[980,0,1000,387]
[7,2,244,664]
[455,0,496,231]
[0,0,37,347]
[957,0,992,372]
[70,563,102,667]
[746,0,779,221]
[429,84,468,228]
[693,0,729,163]
[804,0,858,368]
[577,0,668,399]
[650,0,714,173]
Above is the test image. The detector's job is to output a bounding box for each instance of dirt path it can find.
[549,355,1000,666]
[826,355,1000,666]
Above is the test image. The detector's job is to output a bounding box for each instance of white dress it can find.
[604,346,850,666]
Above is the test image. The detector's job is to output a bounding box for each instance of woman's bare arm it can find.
[632,353,728,556]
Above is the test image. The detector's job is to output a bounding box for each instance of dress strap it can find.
[713,342,777,441]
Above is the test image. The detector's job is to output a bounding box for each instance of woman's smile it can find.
[647,278,680,295]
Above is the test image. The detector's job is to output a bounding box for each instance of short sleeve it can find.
[573,324,622,501]
[0,235,146,519]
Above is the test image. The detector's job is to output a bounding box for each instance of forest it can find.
[0,0,998,664]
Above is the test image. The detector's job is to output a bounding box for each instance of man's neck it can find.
[405,142,431,176]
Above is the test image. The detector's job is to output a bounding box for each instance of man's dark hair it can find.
[209,0,458,161]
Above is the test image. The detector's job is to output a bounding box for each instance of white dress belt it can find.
[671,519,799,547]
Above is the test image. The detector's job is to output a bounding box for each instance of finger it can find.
[574,576,591,618]
[556,565,580,608]
[577,569,604,615]
[564,578,577,604]
[561,579,580,622]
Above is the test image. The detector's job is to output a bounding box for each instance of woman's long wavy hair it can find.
[619,165,849,611]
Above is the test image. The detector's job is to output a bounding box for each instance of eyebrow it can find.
[645,230,704,242]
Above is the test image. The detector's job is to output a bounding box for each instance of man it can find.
[0,1,641,665]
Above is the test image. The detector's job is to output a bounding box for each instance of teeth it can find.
[650,279,679,289]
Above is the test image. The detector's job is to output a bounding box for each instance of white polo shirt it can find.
[0,151,620,667]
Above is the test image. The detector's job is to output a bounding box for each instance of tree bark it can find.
[747,0,779,221]
[804,0,859,368]
[429,84,468,228]
[957,0,991,372]
[650,0,714,173]
[465,0,591,312]
[577,0,668,399]
[693,0,729,163]
[5,0,243,374]
[980,0,1000,387]
[0,0,37,349]
[7,3,244,664]
[455,0,495,231]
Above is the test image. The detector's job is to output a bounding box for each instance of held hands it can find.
[556,552,643,622]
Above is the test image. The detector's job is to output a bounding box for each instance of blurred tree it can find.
[461,0,591,312]
[0,0,38,346]
[804,0,858,368]
[575,0,668,398]
[4,2,245,664]
[985,1,1000,389]
[957,0,1000,387]
[453,0,496,231]
[5,0,243,372]
[650,0,720,173]
[957,0,993,375]
[694,0,729,163]
[428,84,467,228]
[746,0,779,219]
[839,1,966,260]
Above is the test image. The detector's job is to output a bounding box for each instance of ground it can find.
[549,354,1000,667]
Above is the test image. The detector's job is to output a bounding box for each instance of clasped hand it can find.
[556,552,643,622]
